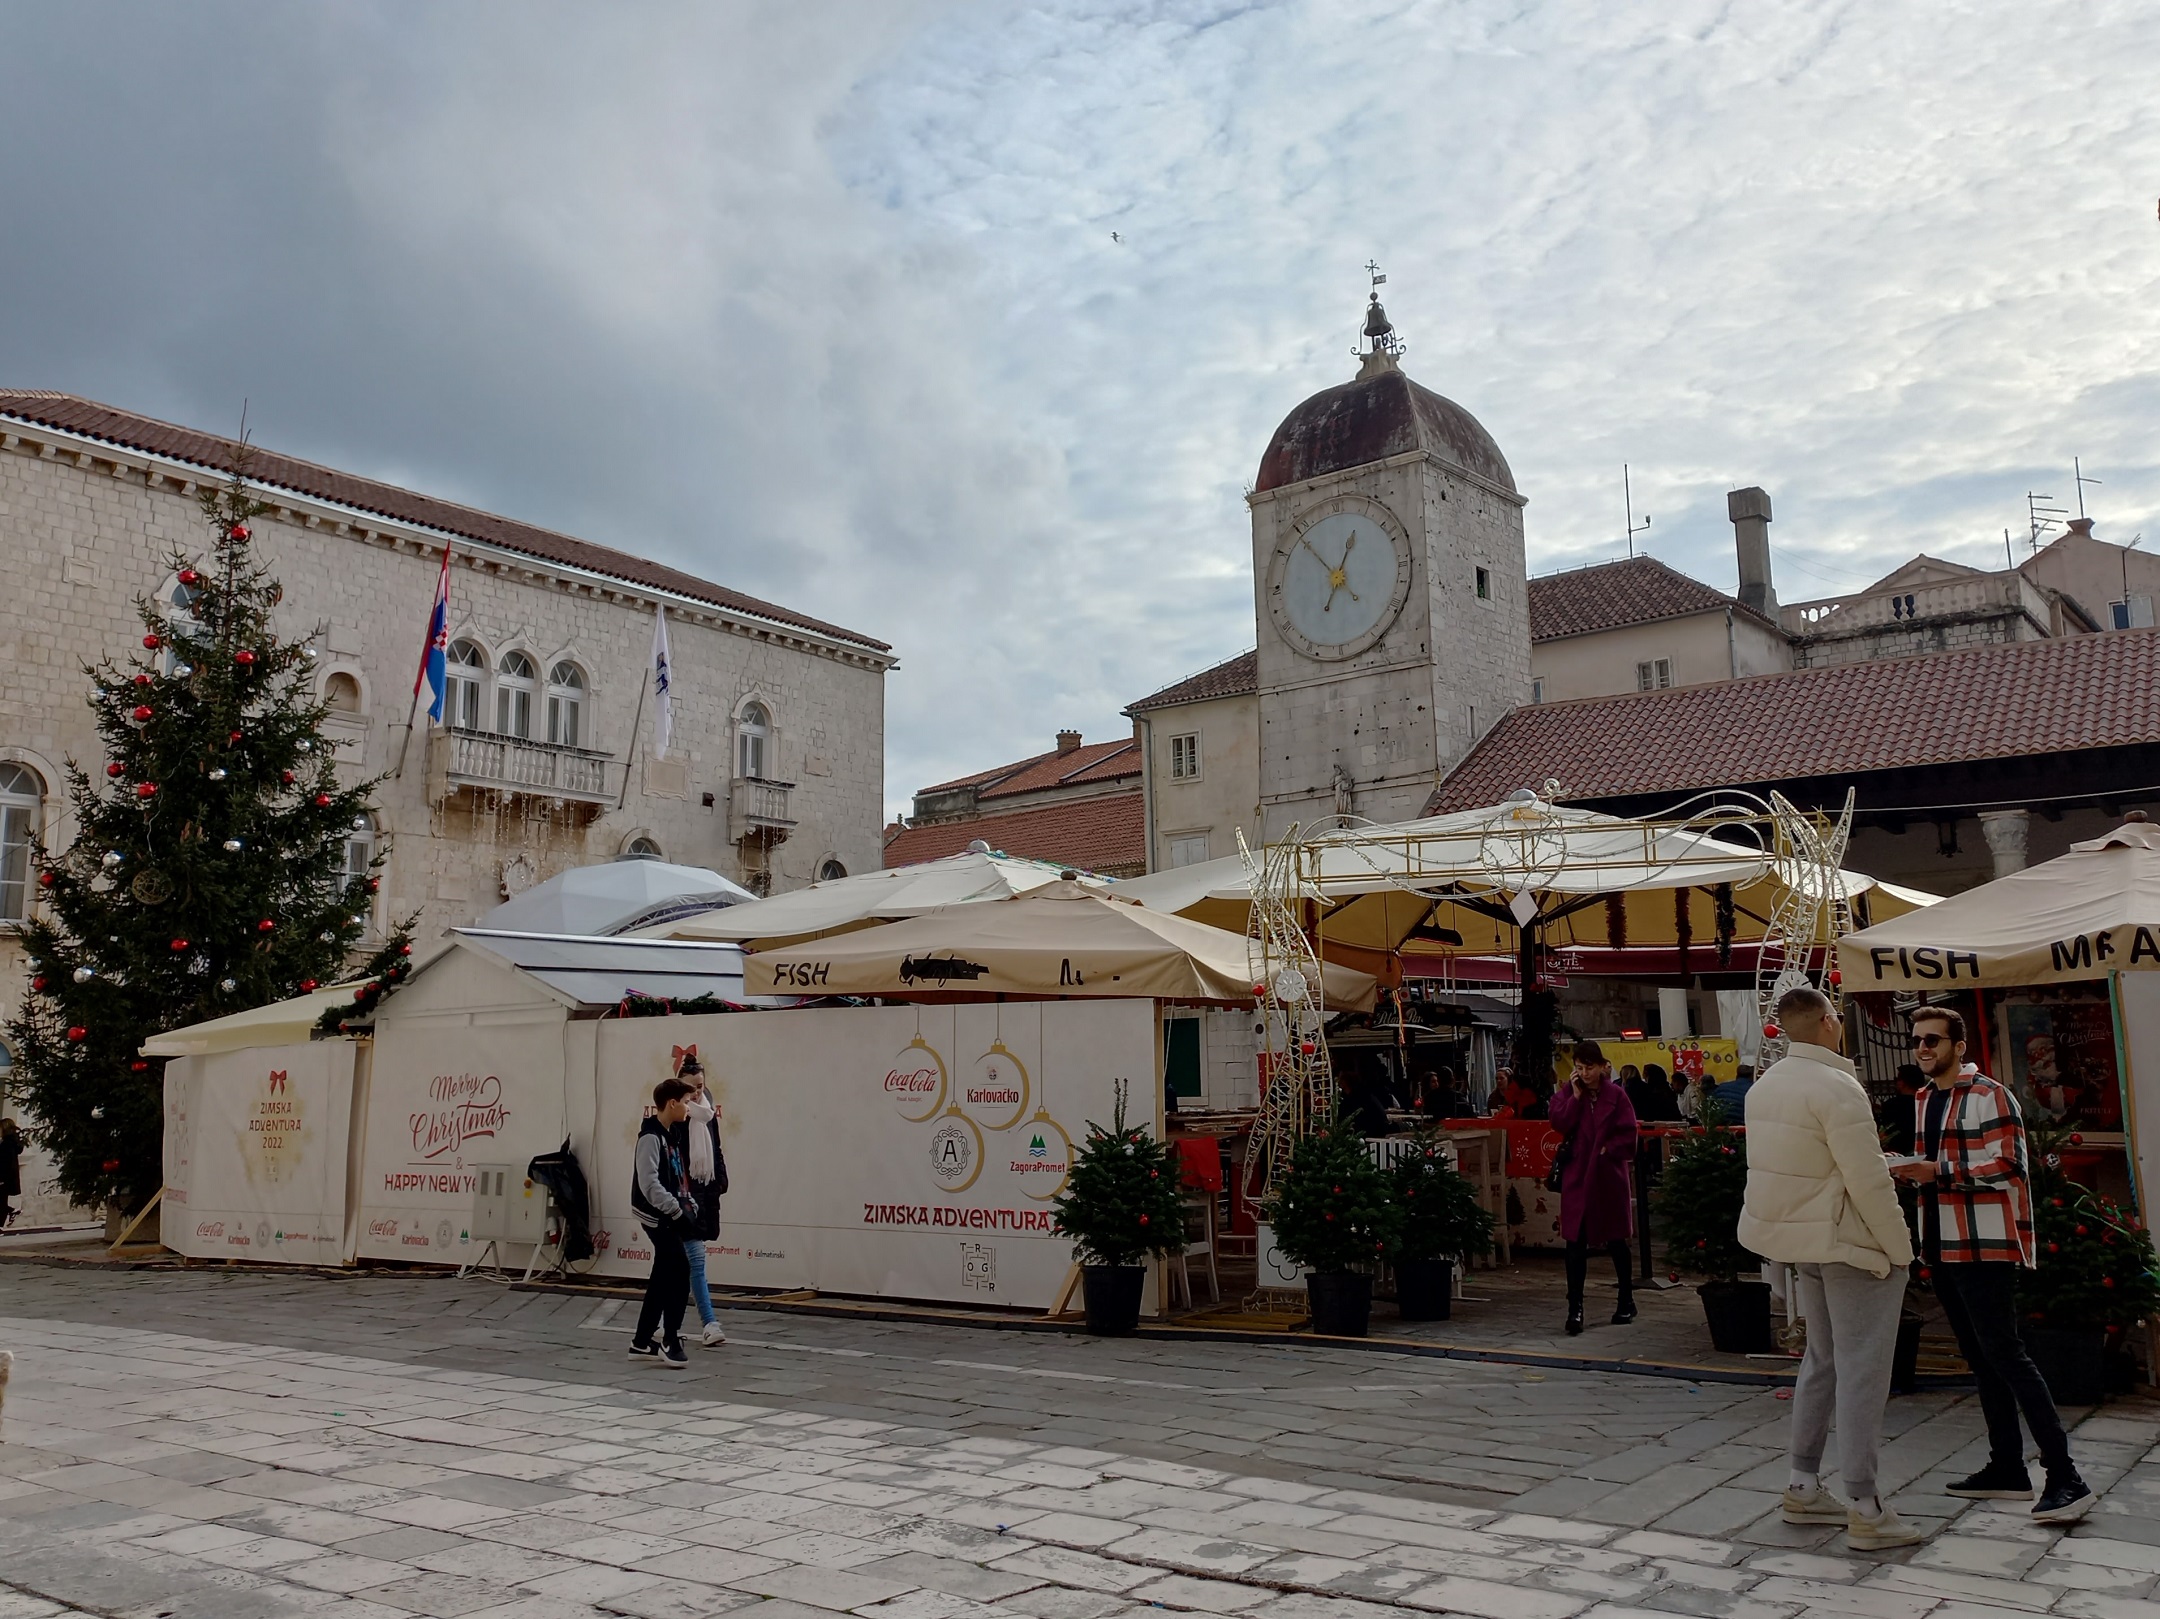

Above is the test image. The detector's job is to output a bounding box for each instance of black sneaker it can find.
[2032,1470,2095,1524]
[1612,1300,1638,1325]
[1946,1460,2033,1499]
[659,1341,689,1370]
[1564,1304,1585,1336]
[626,1340,660,1363]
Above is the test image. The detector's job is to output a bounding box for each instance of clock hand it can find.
[1299,534,1333,570]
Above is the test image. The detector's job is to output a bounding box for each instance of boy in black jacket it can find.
[629,1077,696,1367]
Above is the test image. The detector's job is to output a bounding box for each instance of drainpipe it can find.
[1134,712,1158,873]
[1726,605,1737,681]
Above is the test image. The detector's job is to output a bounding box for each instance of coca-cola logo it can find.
[195,1221,225,1239]
[884,1067,939,1095]
[368,1218,399,1239]
[410,1073,509,1160]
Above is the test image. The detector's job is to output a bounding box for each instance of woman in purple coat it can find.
[1547,1040,1640,1336]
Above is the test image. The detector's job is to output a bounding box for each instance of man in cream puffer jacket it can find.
[1741,985,1920,1550]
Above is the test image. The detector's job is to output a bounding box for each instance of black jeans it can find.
[1565,1238,1632,1305]
[1931,1260,2072,1474]
[634,1223,690,1349]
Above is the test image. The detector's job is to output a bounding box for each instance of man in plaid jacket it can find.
[1890,1005,2093,1524]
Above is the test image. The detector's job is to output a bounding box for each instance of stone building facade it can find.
[0,393,891,1215]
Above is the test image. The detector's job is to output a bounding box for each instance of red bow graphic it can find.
[672,1044,697,1071]
[268,1070,288,1094]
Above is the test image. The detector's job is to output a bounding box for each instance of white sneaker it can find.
[1846,1503,1924,1549]
[700,1320,727,1346]
[1782,1484,1847,1524]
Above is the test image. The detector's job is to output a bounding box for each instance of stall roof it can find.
[449,929,754,1008]
[479,858,755,937]
[141,981,367,1057]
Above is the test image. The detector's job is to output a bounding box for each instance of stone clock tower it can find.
[1249,294,1530,835]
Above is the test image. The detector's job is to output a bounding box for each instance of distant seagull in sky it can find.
[1110,231,1122,243]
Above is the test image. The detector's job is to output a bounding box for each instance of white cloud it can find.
[3,0,2157,823]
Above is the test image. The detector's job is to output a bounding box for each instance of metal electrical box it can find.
[471,1163,551,1253]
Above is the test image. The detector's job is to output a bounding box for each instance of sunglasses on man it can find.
[1910,1032,1953,1049]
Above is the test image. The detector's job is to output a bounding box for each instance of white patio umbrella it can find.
[479,858,755,938]
[643,847,1102,949]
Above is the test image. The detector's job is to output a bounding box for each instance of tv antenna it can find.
[2027,491,2068,552]
[2075,457,2102,518]
[1623,465,1651,557]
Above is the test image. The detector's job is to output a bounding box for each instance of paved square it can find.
[0,1267,2154,1619]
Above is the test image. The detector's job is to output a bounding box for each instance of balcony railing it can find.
[437,726,615,806]
[731,776,797,843]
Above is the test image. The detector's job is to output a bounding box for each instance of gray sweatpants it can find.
[1789,1261,1908,1500]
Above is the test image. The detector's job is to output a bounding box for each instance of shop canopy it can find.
[1839,820,2160,989]
[744,879,1378,1009]
[140,981,368,1057]
[1115,798,1937,974]
[643,848,1105,949]
[480,857,756,937]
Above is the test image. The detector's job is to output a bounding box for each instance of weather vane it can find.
[1358,261,1404,359]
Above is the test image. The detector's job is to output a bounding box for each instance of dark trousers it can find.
[634,1224,690,1349]
[1566,1238,1632,1304]
[1932,1260,2072,1474]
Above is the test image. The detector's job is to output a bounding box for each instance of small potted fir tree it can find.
[1273,1111,1403,1336]
[1657,1103,1771,1353]
[1052,1085,1188,1335]
[1390,1122,1496,1320]
[2018,1120,2160,1405]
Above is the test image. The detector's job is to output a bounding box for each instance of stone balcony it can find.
[730,775,796,845]
[428,725,616,811]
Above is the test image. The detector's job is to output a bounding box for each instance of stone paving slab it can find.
[0,1268,2156,1619]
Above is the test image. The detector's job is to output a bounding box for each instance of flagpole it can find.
[394,544,454,780]
[615,653,649,813]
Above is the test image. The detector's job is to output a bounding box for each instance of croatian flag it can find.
[651,603,673,759]
[414,546,452,723]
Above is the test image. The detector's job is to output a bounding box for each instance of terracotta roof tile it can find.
[0,391,889,652]
[1528,555,1770,642]
[1126,650,1259,713]
[883,792,1145,875]
[1430,628,2160,812]
[917,739,1140,799]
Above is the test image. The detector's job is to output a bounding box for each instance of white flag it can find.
[650,604,673,759]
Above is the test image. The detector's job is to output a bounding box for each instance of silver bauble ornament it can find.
[102,850,124,867]
[208,768,228,781]
[296,740,312,753]
[73,966,95,983]
[222,839,243,852]
[219,978,237,993]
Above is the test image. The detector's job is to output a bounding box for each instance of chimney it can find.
[1728,487,1776,617]
[1055,729,1082,755]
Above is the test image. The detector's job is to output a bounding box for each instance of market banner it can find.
[589,999,1152,1308]
[354,1013,569,1264]
[160,1041,356,1264]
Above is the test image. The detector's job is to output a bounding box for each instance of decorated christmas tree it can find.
[1656,1101,1756,1282]
[1052,1080,1188,1268]
[1272,1110,1402,1274]
[1391,1120,1495,1263]
[2019,1116,2160,1335]
[6,464,414,1217]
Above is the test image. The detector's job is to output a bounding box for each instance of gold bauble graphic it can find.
[889,1033,948,1122]
[967,1037,1031,1132]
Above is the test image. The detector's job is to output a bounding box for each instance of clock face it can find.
[1267,503,1414,661]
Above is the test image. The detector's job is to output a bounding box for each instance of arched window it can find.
[737,702,770,780]
[0,762,45,924]
[496,650,536,739]
[817,858,847,883]
[546,661,585,747]
[446,640,485,730]
[625,836,664,860]
[324,673,362,713]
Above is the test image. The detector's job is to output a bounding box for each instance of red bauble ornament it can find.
[399,943,412,956]
[169,938,189,951]
[135,782,157,799]
[178,568,200,585]
[257,918,276,933]
[143,633,162,650]
[66,1026,87,1042]
[106,763,124,777]
[31,976,47,992]
[130,1060,149,1072]
[133,673,152,687]
[132,704,154,722]
[2070,1132,2084,1145]
[367,877,380,893]
[280,770,295,785]
[314,793,332,807]
[2103,1276,2116,1289]
[1763,1022,1781,1040]
[2076,1224,2089,1237]
[229,523,251,542]
[1828,969,1842,987]
[38,870,55,888]
[1299,1041,1315,1055]
[234,650,257,667]
[102,1158,121,1174]
[300,978,318,992]
[230,731,244,744]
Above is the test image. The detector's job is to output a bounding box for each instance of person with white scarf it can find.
[670,1054,729,1346]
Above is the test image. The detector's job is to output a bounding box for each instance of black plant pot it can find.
[1081,1265,1146,1336]
[1396,1257,1455,1322]
[1697,1279,1774,1354]
[1307,1271,1374,1337]
[1890,1308,1925,1395]
[2025,1324,2107,1407]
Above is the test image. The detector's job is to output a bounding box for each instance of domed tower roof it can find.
[1254,351,1514,496]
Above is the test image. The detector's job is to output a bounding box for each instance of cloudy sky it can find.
[4,1,2157,817]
